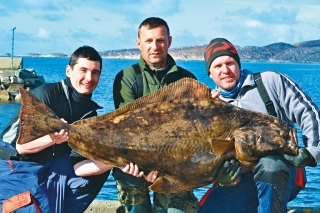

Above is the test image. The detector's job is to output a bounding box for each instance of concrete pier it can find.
[85,200,320,213]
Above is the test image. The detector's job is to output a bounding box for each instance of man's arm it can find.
[1,112,69,155]
[264,71,320,165]
[74,160,113,176]
[16,129,69,154]
[74,159,157,181]
[16,118,69,154]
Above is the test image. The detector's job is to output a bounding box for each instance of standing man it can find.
[112,17,198,213]
[0,46,110,213]
[199,38,320,213]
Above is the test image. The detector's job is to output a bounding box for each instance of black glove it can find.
[216,159,241,187]
[283,147,317,167]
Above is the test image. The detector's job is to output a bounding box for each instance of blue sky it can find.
[1,0,320,55]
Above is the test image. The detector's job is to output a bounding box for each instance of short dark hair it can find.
[69,45,102,71]
[138,17,170,38]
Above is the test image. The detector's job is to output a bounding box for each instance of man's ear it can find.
[168,36,172,48]
[136,38,141,50]
[66,65,71,77]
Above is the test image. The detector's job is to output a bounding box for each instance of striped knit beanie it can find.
[204,38,241,74]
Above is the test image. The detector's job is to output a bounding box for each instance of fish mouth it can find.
[234,125,300,161]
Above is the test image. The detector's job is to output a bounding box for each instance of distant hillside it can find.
[5,39,319,63]
[23,53,68,57]
[293,39,320,48]
[99,39,320,63]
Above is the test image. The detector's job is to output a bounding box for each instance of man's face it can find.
[136,25,172,69]
[66,58,101,94]
[209,55,240,90]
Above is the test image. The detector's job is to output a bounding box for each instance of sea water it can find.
[0,57,320,207]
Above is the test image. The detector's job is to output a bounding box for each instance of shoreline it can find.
[85,200,320,213]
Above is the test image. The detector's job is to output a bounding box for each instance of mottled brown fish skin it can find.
[17,78,299,193]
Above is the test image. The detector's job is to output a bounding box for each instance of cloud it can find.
[252,8,298,25]
[0,0,61,12]
[99,27,138,51]
[35,14,67,21]
[0,7,10,17]
[229,5,298,25]
[171,29,207,48]
[245,20,263,28]
[89,0,183,24]
[0,0,319,54]
[37,28,51,39]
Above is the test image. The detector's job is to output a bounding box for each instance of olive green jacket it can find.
[113,54,196,109]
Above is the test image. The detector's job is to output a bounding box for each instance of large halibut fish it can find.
[17,78,299,193]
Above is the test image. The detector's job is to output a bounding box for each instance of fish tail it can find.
[17,88,69,144]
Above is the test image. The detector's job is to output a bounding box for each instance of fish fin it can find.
[74,78,211,125]
[149,176,192,193]
[17,88,68,144]
[210,139,235,155]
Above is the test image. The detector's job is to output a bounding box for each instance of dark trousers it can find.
[0,139,109,213]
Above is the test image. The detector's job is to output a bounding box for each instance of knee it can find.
[154,191,198,213]
[116,180,150,206]
[253,155,292,185]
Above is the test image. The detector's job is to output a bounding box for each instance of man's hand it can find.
[283,147,317,167]
[216,159,241,187]
[49,118,69,144]
[121,163,144,177]
[121,163,158,182]
[211,89,220,98]
[144,171,158,183]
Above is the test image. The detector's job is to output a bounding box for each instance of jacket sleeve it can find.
[263,71,320,163]
[0,113,20,146]
[113,69,137,109]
